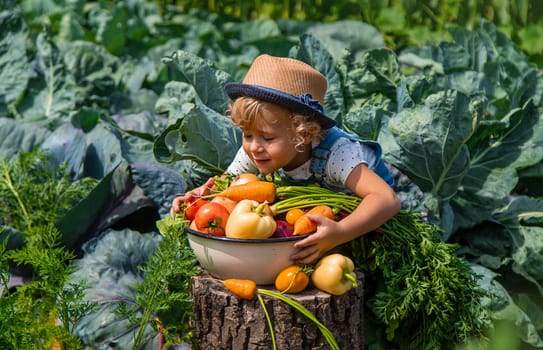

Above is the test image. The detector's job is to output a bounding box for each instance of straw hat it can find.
[224,54,336,129]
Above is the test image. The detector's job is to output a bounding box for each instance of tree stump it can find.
[191,272,364,350]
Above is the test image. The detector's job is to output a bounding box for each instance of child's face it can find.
[240,104,310,174]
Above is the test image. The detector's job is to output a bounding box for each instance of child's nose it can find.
[249,139,264,152]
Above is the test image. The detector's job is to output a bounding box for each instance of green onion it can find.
[257,294,277,350]
[257,288,340,350]
[272,185,361,214]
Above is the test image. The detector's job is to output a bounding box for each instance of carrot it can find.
[223,278,257,300]
[51,314,65,350]
[213,181,276,203]
[293,205,335,235]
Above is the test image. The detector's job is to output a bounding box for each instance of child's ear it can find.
[302,121,321,144]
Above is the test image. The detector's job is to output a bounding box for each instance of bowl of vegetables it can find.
[186,227,304,285]
[183,174,359,285]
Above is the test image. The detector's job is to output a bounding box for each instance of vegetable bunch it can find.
[182,173,490,348]
[348,212,492,349]
[182,173,353,239]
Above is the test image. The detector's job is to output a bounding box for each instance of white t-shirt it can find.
[226,136,377,188]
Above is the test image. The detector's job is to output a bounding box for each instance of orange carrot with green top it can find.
[293,205,335,235]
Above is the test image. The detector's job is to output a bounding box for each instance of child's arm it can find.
[291,164,401,264]
[169,153,258,219]
[336,163,401,240]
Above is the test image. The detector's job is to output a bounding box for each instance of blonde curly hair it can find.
[229,97,323,152]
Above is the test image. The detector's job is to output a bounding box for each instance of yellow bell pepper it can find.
[225,199,277,239]
[311,253,358,296]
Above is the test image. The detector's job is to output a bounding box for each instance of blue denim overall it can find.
[289,127,393,192]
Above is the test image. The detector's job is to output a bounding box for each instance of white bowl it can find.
[186,228,304,285]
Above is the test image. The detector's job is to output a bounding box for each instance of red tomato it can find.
[184,198,207,221]
[194,202,230,236]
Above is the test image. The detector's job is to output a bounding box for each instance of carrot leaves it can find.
[349,212,492,349]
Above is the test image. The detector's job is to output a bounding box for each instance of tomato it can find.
[211,195,238,213]
[274,265,310,294]
[194,202,230,236]
[184,197,207,221]
[231,173,259,186]
[285,208,305,225]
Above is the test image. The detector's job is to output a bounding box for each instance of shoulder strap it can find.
[310,127,345,182]
[310,127,394,186]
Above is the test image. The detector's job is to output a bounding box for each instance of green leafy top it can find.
[0,150,97,248]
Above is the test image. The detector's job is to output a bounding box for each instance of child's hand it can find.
[170,177,215,218]
[290,214,341,264]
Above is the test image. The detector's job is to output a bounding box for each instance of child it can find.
[171,54,401,264]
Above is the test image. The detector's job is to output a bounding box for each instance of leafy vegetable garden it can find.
[1,0,543,349]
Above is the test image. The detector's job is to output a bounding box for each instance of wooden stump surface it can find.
[191,272,364,350]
